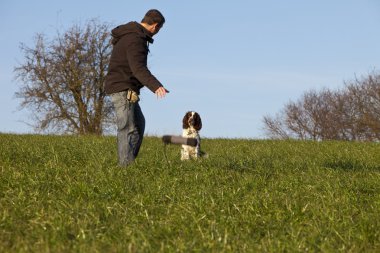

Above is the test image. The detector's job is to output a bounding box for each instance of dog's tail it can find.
[200,150,209,158]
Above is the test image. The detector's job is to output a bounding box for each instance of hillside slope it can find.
[0,134,379,252]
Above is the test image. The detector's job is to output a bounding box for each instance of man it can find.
[105,9,169,167]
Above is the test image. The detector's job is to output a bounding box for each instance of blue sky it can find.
[1,0,379,138]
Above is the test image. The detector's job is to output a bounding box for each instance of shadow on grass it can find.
[323,160,380,171]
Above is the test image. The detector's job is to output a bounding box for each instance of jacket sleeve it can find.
[126,38,163,93]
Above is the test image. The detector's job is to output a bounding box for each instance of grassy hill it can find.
[0,133,379,252]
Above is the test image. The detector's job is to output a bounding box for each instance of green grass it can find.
[0,133,379,252]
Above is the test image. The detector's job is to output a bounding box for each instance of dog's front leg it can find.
[181,145,190,160]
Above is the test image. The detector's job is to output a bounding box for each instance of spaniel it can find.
[181,111,202,160]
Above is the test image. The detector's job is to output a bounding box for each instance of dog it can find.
[181,111,202,160]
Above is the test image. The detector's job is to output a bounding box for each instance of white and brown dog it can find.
[181,111,202,160]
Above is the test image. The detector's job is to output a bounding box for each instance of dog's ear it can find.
[194,113,202,131]
[182,112,190,129]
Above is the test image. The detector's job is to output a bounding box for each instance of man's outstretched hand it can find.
[155,86,169,99]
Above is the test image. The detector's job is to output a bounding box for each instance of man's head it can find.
[141,9,165,36]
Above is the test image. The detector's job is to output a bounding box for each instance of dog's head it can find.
[182,111,202,131]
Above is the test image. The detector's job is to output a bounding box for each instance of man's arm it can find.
[155,86,169,99]
[126,39,163,93]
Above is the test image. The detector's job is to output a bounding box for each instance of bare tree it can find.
[345,73,380,141]
[263,71,380,141]
[264,89,338,140]
[263,112,292,139]
[14,19,114,135]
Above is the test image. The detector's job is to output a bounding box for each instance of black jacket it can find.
[104,22,163,94]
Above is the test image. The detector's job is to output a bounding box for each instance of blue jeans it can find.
[110,91,145,166]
